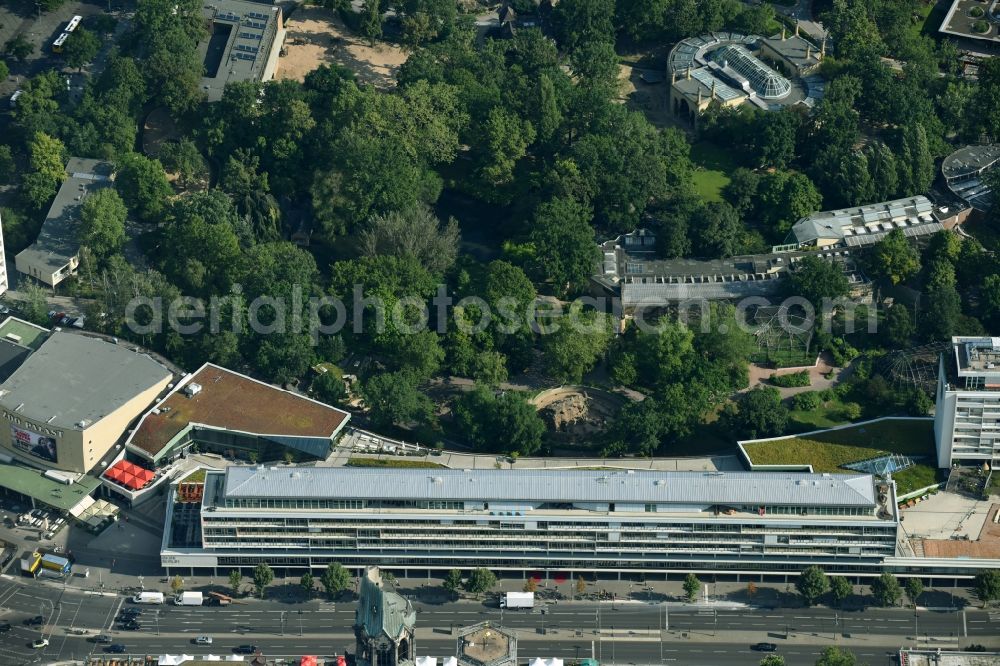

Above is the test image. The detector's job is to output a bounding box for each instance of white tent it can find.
[416,658,438,666]
[158,656,195,665]
[529,660,564,666]
[443,658,458,666]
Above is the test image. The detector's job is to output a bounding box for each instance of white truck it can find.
[174,591,203,606]
[500,591,534,609]
[133,591,165,604]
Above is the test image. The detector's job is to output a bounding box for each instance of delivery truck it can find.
[175,591,203,606]
[133,591,164,604]
[500,591,534,609]
[40,554,70,574]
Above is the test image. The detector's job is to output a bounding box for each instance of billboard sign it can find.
[11,425,58,463]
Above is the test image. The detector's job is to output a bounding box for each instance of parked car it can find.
[24,615,44,626]
[92,634,113,644]
[119,621,140,631]
[195,636,213,645]
[0,305,9,315]
[105,644,127,654]
[32,638,49,649]
[752,643,777,652]
[0,622,11,633]
[9,90,23,107]
[234,645,259,655]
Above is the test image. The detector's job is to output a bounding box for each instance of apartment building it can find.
[162,467,900,577]
[935,336,1000,468]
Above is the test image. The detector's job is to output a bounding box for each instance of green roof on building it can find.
[0,317,49,351]
[0,463,100,512]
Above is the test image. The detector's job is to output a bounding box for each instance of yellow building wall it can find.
[0,374,170,473]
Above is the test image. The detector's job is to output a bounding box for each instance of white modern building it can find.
[934,336,1000,469]
[162,467,901,578]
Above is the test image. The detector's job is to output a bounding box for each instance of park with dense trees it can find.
[1,0,999,458]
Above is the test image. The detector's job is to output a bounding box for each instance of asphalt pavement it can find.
[1,575,999,665]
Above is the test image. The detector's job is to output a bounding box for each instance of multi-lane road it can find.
[1,577,998,665]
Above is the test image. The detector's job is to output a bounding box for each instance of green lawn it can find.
[911,1,946,39]
[346,457,446,469]
[787,406,850,431]
[180,468,207,483]
[892,464,941,496]
[690,141,736,203]
[742,418,934,473]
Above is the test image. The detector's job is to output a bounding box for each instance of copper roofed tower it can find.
[355,567,416,666]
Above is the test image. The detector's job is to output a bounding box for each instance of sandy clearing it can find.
[277,6,407,89]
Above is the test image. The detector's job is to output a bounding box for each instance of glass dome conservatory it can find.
[710,44,791,99]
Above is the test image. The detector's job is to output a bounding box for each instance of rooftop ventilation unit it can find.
[184,383,202,397]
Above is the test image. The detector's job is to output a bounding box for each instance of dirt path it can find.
[277,5,407,88]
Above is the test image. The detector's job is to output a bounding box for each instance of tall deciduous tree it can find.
[541,309,613,383]
[830,576,852,607]
[443,569,463,597]
[973,569,1000,606]
[729,386,788,439]
[870,572,902,607]
[683,573,700,602]
[116,153,173,223]
[868,229,920,285]
[787,256,849,306]
[465,568,497,597]
[321,563,351,598]
[530,195,598,292]
[63,27,101,70]
[359,206,459,277]
[796,566,829,606]
[814,646,858,666]
[79,188,127,262]
[253,563,274,598]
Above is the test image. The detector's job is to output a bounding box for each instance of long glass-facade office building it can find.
[162,466,902,578]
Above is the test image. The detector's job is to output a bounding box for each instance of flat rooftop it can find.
[210,467,880,507]
[128,363,350,457]
[15,158,113,276]
[953,336,1000,382]
[0,332,172,430]
[0,463,100,512]
[943,144,1000,180]
[761,33,822,71]
[0,316,49,351]
[939,0,1000,42]
[198,0,283,102]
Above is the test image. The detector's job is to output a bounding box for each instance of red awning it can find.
[104,460,155,490]
[300,657,318,666]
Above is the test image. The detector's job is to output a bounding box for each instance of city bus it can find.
[65,15,82,33]
[51,32,69,53]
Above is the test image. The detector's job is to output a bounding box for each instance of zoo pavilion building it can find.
[161,466,929,581]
